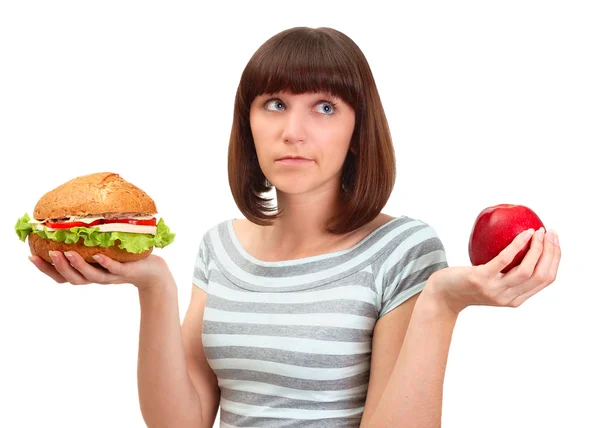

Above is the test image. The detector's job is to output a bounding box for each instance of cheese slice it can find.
[67,216,105,224]
[35,223,157,235]
[92,223,157,234]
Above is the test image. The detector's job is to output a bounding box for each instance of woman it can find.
[30,27,561,428]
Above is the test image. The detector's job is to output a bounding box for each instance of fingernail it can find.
[549,229,559,245]
[49,251,57,262]
[92,255,102,262]
[28,256,36,263]
[523,228,534,240]
[537,227,545,242]
[64,252,74,261]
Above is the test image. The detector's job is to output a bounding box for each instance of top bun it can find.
[33,172,157,220]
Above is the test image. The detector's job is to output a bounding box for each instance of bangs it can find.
[241,28,362,108]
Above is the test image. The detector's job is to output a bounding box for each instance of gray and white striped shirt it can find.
[192,216,448,427]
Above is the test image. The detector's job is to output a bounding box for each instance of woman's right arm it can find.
[181,286,221,425]
[29,252,220,428]
[137,282,220,428]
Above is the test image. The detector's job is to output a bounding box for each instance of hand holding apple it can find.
[426,226,561,315]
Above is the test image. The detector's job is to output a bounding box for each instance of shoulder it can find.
[231,217,253,242]
[203,218,232,237]
[374,213,447,275]
[196,218,232,251]
[368,213,443,247]
[373,212,396,227]
[374,214,448,317]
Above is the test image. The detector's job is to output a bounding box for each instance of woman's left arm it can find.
[359,286,458,428]
[361,227,561,428]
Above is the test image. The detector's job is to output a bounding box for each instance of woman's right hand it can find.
[28,251,175,292]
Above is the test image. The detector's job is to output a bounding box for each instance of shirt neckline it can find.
[225,216,402,267]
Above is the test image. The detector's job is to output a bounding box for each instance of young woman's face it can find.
[250,90,356,195]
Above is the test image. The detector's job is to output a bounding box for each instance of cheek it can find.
[317,127,353,158]
[250,117,269,154]
[250,120,275,172]
[320,114,354,143]
[251,116,279,147]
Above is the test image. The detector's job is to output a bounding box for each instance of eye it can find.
[264,99,285,111]
[316,100,337,116]
[262,97,338,115]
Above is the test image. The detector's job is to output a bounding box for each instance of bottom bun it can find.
[28,233,153,264]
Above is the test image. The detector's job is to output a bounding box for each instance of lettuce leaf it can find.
[14,213,175,254]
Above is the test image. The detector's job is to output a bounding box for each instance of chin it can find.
[272,181,313,194]
[273,179,337,195]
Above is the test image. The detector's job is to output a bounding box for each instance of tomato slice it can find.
[46,219,103,229]
[45,218,157,229]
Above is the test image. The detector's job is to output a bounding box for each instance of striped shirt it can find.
[192,215,448,428]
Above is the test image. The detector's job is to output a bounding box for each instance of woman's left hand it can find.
[426,227,561,315]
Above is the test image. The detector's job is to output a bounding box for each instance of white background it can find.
[1,1,598,427]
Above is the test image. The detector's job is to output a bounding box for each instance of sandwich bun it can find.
[28,233,153,264]
[33,172,157,220]
[17,172,174,264]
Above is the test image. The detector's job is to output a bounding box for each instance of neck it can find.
[263,183,345,253]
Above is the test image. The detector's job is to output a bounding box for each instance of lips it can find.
[276,156,313,165]
[277,156,311,161]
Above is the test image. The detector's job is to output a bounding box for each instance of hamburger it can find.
[15,172,175,264]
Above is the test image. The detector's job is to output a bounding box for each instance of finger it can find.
[502,229,555,299]
[64,251,122,284]
[503,227,547,285]
[91,253,129,277]
[29,256,68,284]
[504,238,560,308]
[530,230,561,286]
[548,231,561,282]
[486,228,535,278]
[49,251,90,285]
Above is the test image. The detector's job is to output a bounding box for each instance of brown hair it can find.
[227,27,396,235]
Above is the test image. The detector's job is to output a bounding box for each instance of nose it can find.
[281,109,307,144]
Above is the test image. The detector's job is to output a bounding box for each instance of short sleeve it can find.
[378,222,448,318]
[192,233,210,292]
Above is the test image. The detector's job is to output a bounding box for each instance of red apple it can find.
[468,204,545,274]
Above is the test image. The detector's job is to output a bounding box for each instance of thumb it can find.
[486,228,535,276]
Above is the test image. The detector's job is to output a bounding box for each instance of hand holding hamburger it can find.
[15,172,176,289]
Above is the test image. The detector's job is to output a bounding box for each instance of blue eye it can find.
[316,101,336,115]
[262,98,338,115]
[265,99,285,111]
